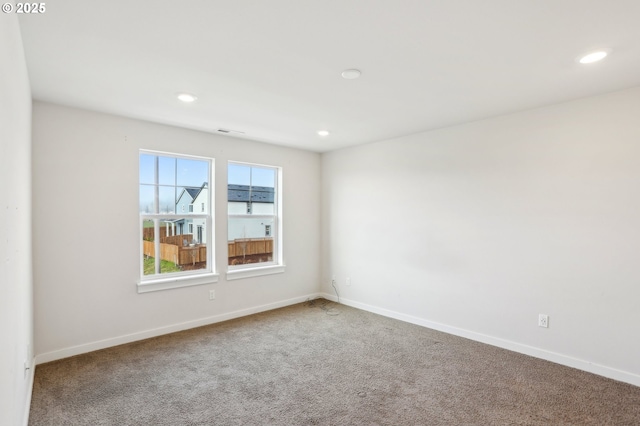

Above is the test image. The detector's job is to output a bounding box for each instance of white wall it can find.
[228,201,247,215]
[32,102,321,361]
[0,13,34,426]
[321,87,640,386]
[192,188,208,243]
[252,203,275,215]
[228,218,274,241]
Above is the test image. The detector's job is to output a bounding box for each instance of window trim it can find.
[226,161,284,279]
[226,264,285,281]
[138,150,217,292]
[138,272,219,293]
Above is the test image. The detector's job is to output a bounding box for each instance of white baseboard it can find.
[33,291,640,388]
[320,293,640,388]
[23,357,35,426]
[35,293,322,365]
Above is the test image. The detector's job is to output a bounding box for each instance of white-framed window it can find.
[227,161,284,280]
[138,150,217,292]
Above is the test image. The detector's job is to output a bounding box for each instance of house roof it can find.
[176,183,274,205]
[184,187,201,199]
[228,184,274,203]
[176,182,208,205]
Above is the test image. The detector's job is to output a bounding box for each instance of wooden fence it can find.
[161,234,195,246]
[143,237,273,267]
[143,240,205,266]
[228,238,273,258]
[143,227,195,245]
[143,226,168,241]
[178,245,206,265]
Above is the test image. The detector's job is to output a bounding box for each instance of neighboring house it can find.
[228,184,275,240]
[162,182,274,243]
[176,186,201,214]
[191,183,209,244]
[164,182,208,242]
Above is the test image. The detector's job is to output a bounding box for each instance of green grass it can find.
[143,257,181,275]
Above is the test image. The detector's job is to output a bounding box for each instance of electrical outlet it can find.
[209,289,215,300]
[538,314,549,328]
[346,277,351,286]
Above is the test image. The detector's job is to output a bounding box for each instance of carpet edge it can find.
[320,293,640,388]
[34,293,323,365]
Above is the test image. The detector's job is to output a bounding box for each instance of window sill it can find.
[137,272,219,293]
[226,264,285,281]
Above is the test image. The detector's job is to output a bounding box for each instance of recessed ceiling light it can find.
[578,50,610,64]
[177,93,197,102]
[341,69,361,79]
[317,130,330,137]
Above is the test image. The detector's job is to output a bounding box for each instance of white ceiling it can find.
[18,0,640,152]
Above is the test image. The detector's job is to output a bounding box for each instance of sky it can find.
[228,163,275,187]
[139,154,209,187]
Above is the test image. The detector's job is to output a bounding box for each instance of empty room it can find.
[2,1,640,425]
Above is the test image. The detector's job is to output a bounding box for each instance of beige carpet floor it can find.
[29,299,640,425]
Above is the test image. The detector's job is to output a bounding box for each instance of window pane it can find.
[142,219,156,275]
[158,156,176,186]
[229,163,276,187]
[251,167,275,187]
[139,185,155,213]
[227,186,252,216]
[176,186,190,213]
[227,193,248,214]
[139,154,156,184]
[227,164,276,216]
[142,218,209,275]
[250,187,275,209]
[176,184,207,213]
[177,158,209,187]
[160,219,207,273]
[228,163,251,185]
[158,186,176,214]
[228,217,274,266]
[229,217,275,240]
